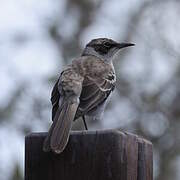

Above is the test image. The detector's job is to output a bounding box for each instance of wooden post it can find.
[25,130,153,180]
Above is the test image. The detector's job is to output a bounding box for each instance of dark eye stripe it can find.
[103,42,110,47]
[103,42,115,49]
[94,45,108,54]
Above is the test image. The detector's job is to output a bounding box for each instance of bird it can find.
[43,38,134,154]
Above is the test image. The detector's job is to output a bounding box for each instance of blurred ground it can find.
[0,0,180,180]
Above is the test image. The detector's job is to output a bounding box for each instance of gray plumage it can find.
[43,38,134,154]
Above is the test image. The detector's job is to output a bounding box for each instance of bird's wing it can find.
[44,67,84,153]
[75,73,115,118]
[50,79,60,121]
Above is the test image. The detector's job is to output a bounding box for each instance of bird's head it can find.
[82,38,135,62]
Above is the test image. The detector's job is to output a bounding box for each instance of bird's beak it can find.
[116,43,135,49]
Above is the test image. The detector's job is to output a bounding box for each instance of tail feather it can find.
[43,106,64,152]
[43,99,79,154]
[51,101,78,153]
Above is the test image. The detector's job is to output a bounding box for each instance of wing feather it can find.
[75,76,115,118]
[51,79,60,121]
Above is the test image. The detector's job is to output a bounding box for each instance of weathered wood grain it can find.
[25,129,153,180]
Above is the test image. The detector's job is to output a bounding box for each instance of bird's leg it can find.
[82,115,88,130]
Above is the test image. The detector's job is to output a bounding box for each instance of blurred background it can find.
[0,0,180,179]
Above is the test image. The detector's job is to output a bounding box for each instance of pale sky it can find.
[0,0,180,179]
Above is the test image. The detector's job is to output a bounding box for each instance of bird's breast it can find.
[82,57,115,79]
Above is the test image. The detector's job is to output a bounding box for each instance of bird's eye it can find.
[103,42,111,48]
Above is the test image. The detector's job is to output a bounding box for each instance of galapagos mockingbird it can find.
[43,38,134,154]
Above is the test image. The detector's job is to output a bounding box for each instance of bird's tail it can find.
[43,98,79,154]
